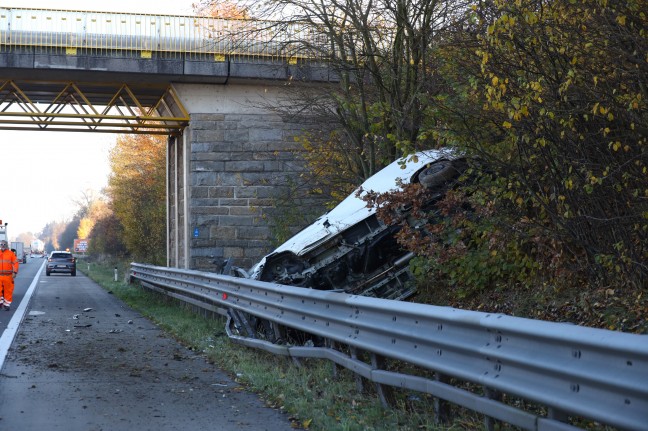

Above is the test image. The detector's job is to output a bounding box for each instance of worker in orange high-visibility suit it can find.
[0,240,19,311]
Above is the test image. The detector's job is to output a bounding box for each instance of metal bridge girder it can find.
[0,79,189,134]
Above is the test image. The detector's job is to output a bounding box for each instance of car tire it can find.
[417,159,462,189]
[46,271,51,276]
[71,271,76,276]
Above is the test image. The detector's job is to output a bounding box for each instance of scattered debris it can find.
[83,308,93,312]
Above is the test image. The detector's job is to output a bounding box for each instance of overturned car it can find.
[237,148,467,301]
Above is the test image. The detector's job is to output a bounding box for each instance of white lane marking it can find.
[0,260,45,372]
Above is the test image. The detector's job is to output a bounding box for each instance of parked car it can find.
[236,148,467,301]
[46,251,77,276]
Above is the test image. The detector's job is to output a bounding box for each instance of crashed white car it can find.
[241,148,466,300]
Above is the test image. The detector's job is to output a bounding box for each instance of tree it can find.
[193,0,249,18]
[40,221,68,252]
[77,196,111,240]
[377,0,647,295]
[59,217,80,251]
[107,134,167,265]
[87,209,127,257]
[466,0,647,287]
[197,0,473,201]
[15,232,36,246]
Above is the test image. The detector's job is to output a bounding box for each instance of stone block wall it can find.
[187,112,324,272]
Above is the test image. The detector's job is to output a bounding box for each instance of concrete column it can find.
[166,135,173,267]
[167,132,189,268]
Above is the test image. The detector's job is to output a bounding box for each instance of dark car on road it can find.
[46,251,77,276]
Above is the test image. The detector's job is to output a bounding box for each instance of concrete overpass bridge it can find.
[0,6,334,270]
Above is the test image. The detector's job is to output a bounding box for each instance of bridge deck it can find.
[0,7,333,133]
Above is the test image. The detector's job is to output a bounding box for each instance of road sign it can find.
[74,239,88,252]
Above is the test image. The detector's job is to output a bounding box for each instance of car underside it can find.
[257,215,416,299]
[245,149,467,302]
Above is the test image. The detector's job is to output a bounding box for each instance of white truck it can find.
[11,241,26,264]
[31,238,45,256]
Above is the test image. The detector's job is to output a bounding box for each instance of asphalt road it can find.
[0,257,294,431]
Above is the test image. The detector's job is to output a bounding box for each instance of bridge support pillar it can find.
[167,133,189,268]
[168,83,326,272]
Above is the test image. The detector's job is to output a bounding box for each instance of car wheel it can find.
[71,270,76,276]
[46,271,51,276]
[417,159,462,189]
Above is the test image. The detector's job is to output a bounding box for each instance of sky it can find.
[1,0,196,241]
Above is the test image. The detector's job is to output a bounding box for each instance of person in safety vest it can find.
[0,240,19,311]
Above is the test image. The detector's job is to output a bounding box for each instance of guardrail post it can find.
[547,407,569,423]
[483,387,502,431]
[350,346,364,393]
[434,373,450,424]
[327,339,340,379]
[270,322,283,344]
[371,353,395,408]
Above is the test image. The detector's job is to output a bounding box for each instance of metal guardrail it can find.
[129,263,648,431]
[0,7,324,60]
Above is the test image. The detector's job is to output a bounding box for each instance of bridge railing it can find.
[0,7,325,60]
[129,262,648,431]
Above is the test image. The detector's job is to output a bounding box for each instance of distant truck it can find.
[31,239,45,255]
[11,241,27,264]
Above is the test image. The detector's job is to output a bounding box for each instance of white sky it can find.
[1,0,196,240]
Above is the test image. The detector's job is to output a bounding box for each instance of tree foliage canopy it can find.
[106,134,167,265]
[463,0,647,287]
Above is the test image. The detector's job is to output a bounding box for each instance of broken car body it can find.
[238,148,466,301]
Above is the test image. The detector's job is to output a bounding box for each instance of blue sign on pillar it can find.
[193,227,199,238]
